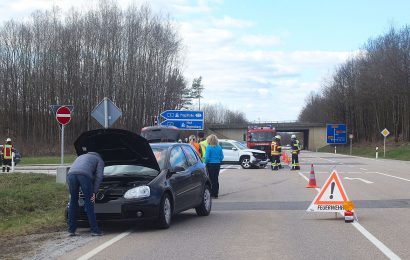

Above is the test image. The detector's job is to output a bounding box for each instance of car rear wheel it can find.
[240,157,252,169]
[157,193,172,229]
[195,185,212,216]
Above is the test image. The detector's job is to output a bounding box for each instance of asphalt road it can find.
[57,151,410,260]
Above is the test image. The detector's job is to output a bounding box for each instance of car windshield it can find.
[250,132,274,142]
[104,165,159,177]
[232,141,247,150]
[151,147,168,170]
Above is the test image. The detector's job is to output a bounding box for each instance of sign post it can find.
[160,110,204,130]
[381,128,390,158]
[55,106,72,165]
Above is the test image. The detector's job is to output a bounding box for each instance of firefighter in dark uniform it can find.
[271,135,282,171]
[290,135,300,170]
[2,138,14,172]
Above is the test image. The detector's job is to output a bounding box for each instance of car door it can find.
[219,141,239,163]
[182,145,204,204]
[168,146,194,212]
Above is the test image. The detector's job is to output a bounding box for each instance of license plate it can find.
[94,203,121,214]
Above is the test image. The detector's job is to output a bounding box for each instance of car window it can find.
[220,141,234,150]
[170,146,189,171]
[182,145,199,166]
[151,147,168,170]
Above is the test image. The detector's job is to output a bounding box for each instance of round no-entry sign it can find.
[56,106,72,125]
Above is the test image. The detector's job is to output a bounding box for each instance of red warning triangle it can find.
[307,170,349,213]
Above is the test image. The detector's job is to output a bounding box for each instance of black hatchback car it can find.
[71,128,212,229]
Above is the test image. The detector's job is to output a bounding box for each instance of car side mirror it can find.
[232,147,238,151]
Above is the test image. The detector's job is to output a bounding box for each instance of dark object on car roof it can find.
[74,128,160,171]
[140,126,180,143]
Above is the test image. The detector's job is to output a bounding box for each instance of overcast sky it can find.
[1,0,410,122]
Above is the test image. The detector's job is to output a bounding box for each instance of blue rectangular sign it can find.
[160,110,204,120]
[327,124,347,144]
[160,119,203,130]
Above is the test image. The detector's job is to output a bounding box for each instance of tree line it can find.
[0,3,189,155]
[298,25,410,142]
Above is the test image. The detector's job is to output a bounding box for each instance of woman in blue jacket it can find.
[204,134,224,198]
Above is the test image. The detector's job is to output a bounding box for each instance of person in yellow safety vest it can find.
[290,134,301,170]
[2,138,14,173]
[271,135,282,171]
[198,132,208,161]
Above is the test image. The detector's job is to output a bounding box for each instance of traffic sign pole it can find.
[61,125,64,165]
[104,97,108,129]
[384,137,386,158]
[54,105,73,166]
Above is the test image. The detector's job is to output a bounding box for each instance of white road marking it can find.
[360,168,368,171]
[297,171,400,259]
[352,222,401,260]
[373,172,410,182]
[77,231,132,260]
[344,177,373,184]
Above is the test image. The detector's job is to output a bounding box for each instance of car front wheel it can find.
[240,157,252,169]
[157,194,172,229]
[195,185,212,216]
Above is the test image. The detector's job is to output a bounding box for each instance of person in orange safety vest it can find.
[271,135,282,171]
[2,138,14,173]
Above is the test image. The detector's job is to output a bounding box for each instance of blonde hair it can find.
[206,134,219,146]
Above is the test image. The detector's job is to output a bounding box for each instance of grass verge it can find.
[20,154,76,165]
[318,142,410,160]
[0,173,68,237]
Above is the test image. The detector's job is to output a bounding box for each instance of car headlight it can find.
[124,186,150,199]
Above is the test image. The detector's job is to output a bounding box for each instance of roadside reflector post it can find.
[334,146,337,154]
[376,146,379,159]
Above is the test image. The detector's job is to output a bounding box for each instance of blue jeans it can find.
[67,174,100,233]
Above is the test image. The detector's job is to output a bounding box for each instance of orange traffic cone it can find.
[306,164,318,188]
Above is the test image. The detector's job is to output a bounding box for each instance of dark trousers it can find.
[2,159,11,172]
[207,163,220,197]
[67,174,100,233]
[291,153,300,170]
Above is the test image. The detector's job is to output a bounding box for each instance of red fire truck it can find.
[245,126,276,155]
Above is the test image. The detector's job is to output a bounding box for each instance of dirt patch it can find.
[0,229,96,260]
[0,233,58,260]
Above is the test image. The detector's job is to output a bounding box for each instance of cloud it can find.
[241,34,282,46]
[212,16,254,28]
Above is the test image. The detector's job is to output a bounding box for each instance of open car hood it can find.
[74,128,160,172]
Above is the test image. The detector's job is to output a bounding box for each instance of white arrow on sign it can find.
[344,177,373,184]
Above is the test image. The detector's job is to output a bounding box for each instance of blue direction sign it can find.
[160,110,203,120]
[327,124,347,144]
[160,119,203,130]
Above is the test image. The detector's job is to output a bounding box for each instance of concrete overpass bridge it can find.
[206,122,327,151]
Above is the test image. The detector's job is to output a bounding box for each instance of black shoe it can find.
[91,231,103,236]
[68,232,76,237]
